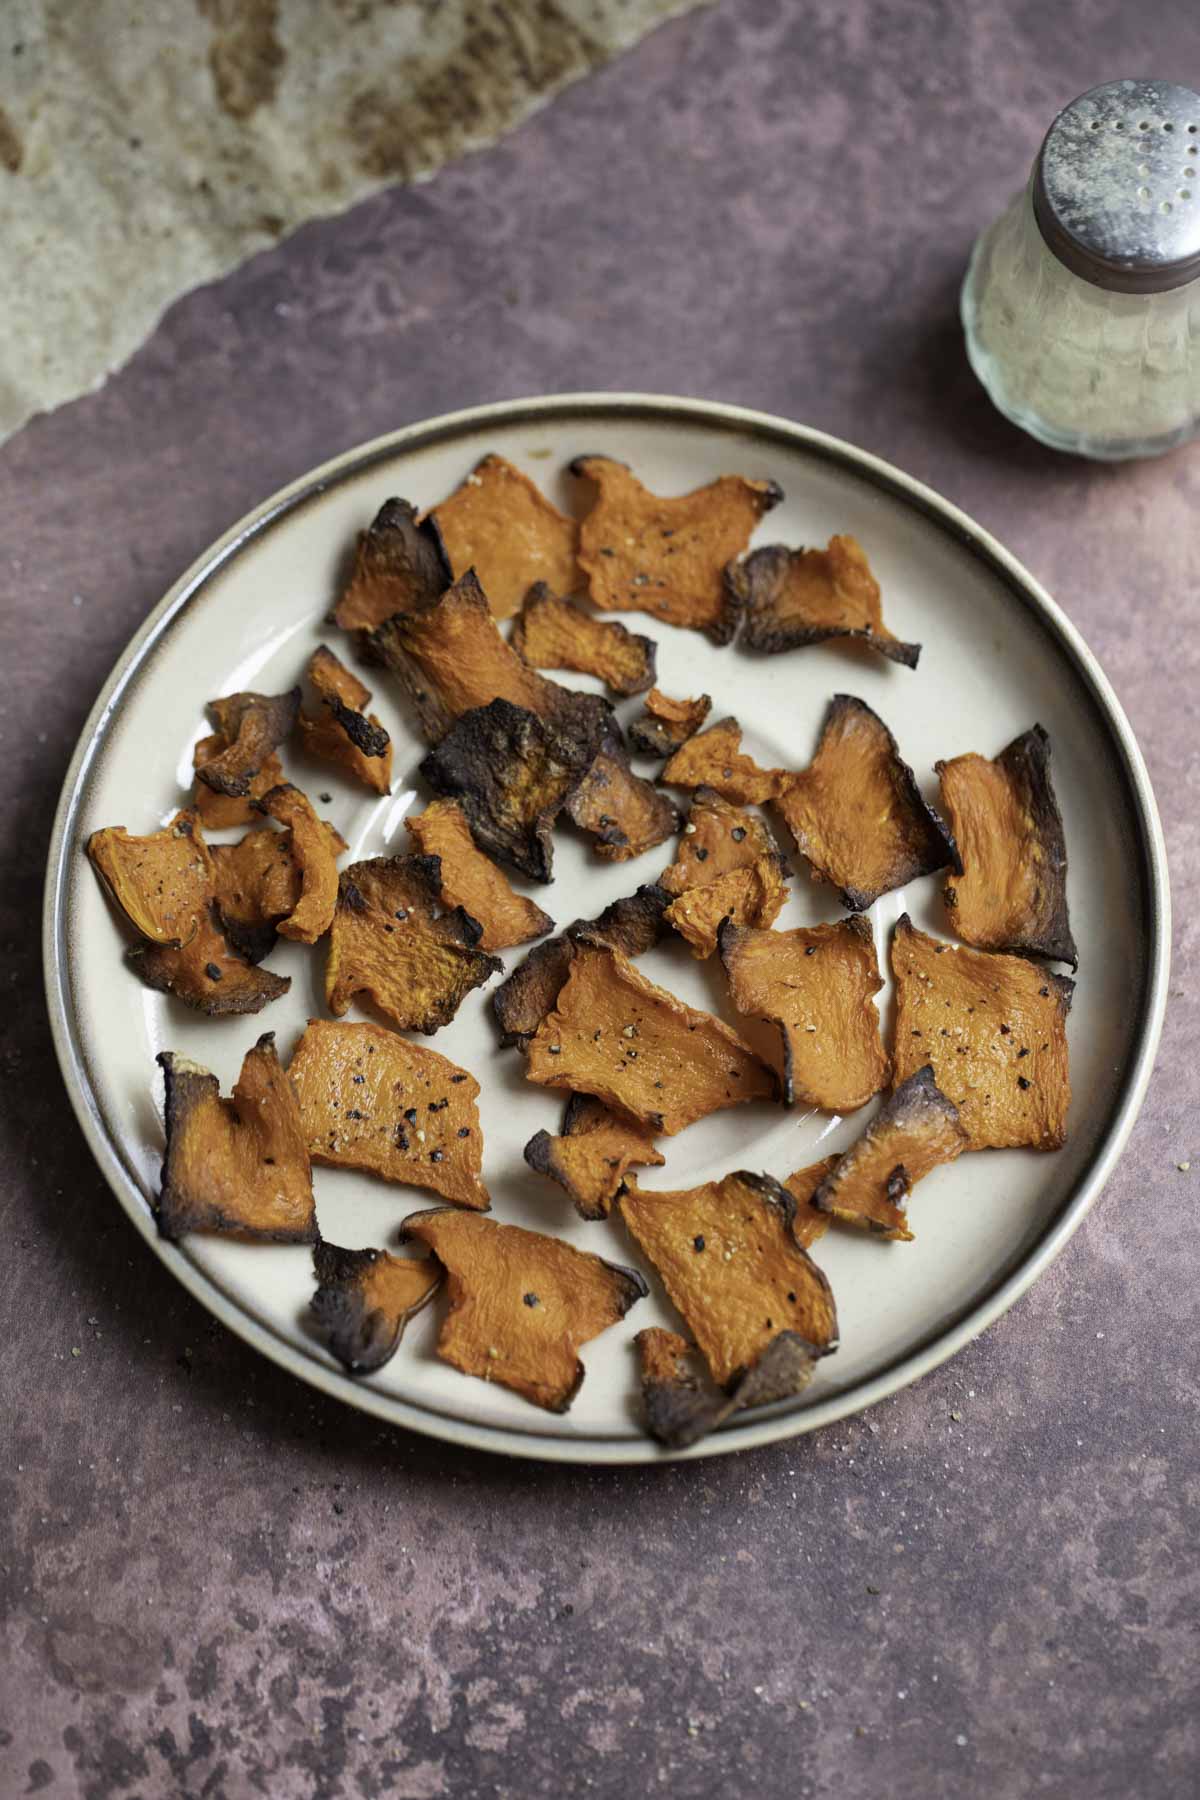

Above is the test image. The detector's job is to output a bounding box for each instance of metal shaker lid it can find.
[1033,79,1200,293]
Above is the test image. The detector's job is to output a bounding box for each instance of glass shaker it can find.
[962,79,1200,460]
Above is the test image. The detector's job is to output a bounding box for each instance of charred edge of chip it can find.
[328,694,391,758]
[310,1240,442,1374]
[636,1332,729,1449]
[216,912,280,966]
[199,688,301,796]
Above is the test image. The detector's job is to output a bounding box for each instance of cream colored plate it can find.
[44,395,1169,1462]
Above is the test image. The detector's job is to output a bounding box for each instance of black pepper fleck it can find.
[693,1235,706,1252]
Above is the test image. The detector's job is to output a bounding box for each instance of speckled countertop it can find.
[2,4,1197,1796]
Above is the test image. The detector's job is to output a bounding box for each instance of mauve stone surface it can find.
[2,2,1197,1796]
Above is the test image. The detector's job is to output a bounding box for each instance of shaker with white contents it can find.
[962,78,1200,460]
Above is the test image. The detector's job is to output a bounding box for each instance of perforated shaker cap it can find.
[1033,80,1200,293]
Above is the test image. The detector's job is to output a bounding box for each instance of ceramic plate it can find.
[44,395,1169,1463]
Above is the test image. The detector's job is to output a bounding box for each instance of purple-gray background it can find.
[3,3,1197,1796]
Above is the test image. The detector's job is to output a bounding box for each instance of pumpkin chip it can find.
[718,915,890,1109]
[635,1325,831,1450]
[399,1207,647,1412]
[811,1064,967,1240]
[620,1169,838,1388]
[665,857,788,959]
[572,455,783,640]
[211,825,306,963]
[783,1156,840,1249]
[419,697,601,883]
[87,810,214,946]
[724,535,921,667]
[891,915,1072,1152]
[492,882,671,1049]
[311,1241,444,1374]
[333,496,451,634]
[524,1092,665,1221]
[773,694,958,910]
[369,569,577,743]
[629,688,713,759]
[289,1018,490,1209]
[254,784,340,943]
[661,716,781,805]
[511,583,657,696]
[195,688,301,799]
[525,942,777,1133]
[429,455,580,619]
[937,724,1076,967]
[326,855,502,1035]
[406,798,553,951]
[130,906,292,1014]
[298,645,393,795]
[156,1033,315,1242]
[192,733,286,828]
[660,787,780,897]
[564,725,680,863]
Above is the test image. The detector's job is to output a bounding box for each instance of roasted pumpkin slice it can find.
[773,695,957,910]
[333,496,451,634]
[195,688,300,799]
[254,784,340,943]
[211,825,305,963]
[620,1169,837,1385]
[156,1033,315,1242]
[665,856,788,959]
[406,798,553,951]
[130,905,291,1015]
[399,1207,647,1412]
[725,535,920,667]
[311,1241,443,1373]
[661,716,781,805]
[564,726,680,863]
[783,1156,840,1249]
[718,915,889,1109]
[87,810,213,946]
[660,788,778,898]
[572,455,782,640]
[511,584,657,696]
[937,724,1076,967]
[192,733,285,829]
[493,882,671,1049]
[524,1093,665,1221]
[429,456,581,619]
[811,1064,967,1239]
[297,645,393,794]
[419,697,600,883]
[628,689,713,760]
[891,915,1072,1152]
[289,1019,490,1209]
[326,855,502,1035]
[635,1325,830,1450]
[525,942,777,1133]
[369,569,593,744]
